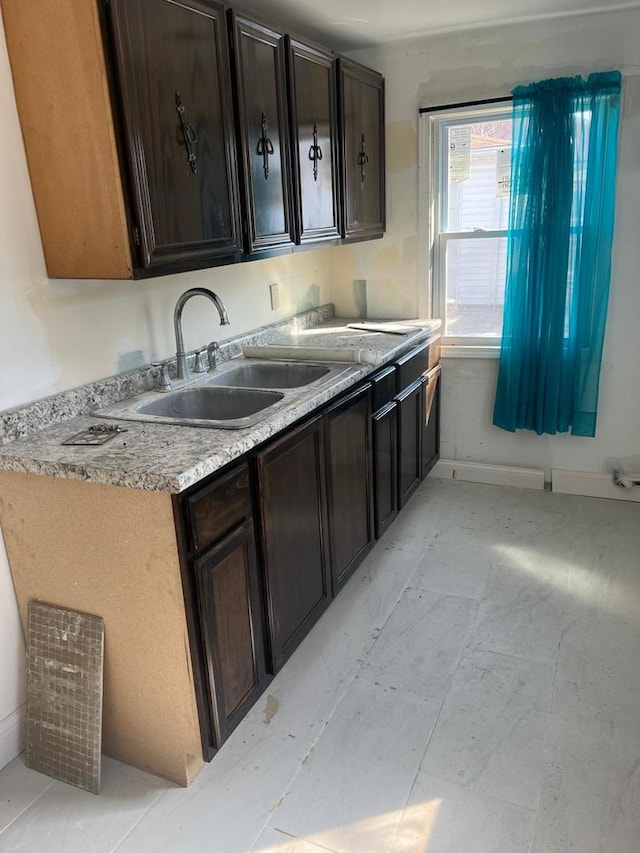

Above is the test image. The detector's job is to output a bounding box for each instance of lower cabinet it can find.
[325,385,374,594]
[372,400,398,539]
[256,416,331,671]
[397,378,423,509]
[193,519,269,747]
[178,335,440,760]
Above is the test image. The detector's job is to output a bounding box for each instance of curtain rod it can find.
[419,96,512,115]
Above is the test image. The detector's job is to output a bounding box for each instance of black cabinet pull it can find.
[308,122,323,182]
[357,134,369,184]
[257,112,275,180]
[175,93,198,175]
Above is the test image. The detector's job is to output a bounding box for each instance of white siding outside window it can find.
[419,102,513,352]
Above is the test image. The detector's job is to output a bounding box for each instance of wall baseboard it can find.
[552,469,640,502]
[0,704,25,770]
[431,459,545,490]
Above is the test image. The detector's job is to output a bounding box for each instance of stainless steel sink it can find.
[139,387,283,420]
[94,358,356,430]
[206,362,331,389]
[95,385,285,429]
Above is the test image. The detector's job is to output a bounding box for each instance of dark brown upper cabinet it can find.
[286,37,340,245]
[229,13,294,255]
[2,0,384,280]
[108,0,243,274]
[337,58,385,241]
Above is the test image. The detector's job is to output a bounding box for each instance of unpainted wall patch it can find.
[386,121,417,174]
[117,350,145,372]
[372,245,401,272]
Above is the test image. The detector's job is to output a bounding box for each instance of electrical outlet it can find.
[269,283,280,311]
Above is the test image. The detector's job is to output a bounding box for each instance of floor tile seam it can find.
[462,638,561,671]
[407,767,540,818]
[0,775,56,838]
[357,602,478,702]
[248,658,372,850]
[269,674,446,852]
[353,669,450,706]
[458,641,561,706]
[258,826,340,853]
[404,583,483,604]
[248,545,427,826]
[351,566,420,672]
[382,693,449,853]
[109,788,170,852]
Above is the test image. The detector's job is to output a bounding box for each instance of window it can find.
[420,102,513,348]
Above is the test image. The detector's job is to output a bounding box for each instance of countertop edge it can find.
[0,327,440,494]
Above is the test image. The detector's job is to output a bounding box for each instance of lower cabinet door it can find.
[325,385,374,594]
[373,400,398,539]
[397,378,423,508]
[194,519,269,748]
[256,416,331,671]
[422,364,441,478]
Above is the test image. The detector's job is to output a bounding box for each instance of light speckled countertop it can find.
[0,317,441,493]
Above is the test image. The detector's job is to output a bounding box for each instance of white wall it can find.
[0,11,332,767]
[332,7,640,480]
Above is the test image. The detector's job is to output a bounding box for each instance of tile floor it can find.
[1,477,640,852]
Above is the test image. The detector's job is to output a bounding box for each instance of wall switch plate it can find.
[269,283,280,311]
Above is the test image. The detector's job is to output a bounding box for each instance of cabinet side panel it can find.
[0,472,203,786]
[1,0,133,279]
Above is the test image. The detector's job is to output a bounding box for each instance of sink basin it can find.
[207,362,331,389]
[95,385,285,429]
[138,387,284,421]
[94,359,355,430]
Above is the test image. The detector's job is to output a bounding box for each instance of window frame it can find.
[418,100,513,356]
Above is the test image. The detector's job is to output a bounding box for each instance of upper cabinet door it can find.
[108,0,243,273]
[287,38,340,245]
[230,13,294,254]
[337,59,385,241]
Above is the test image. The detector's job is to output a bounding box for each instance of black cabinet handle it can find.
[175,92,198,175]
[257,112,275,180]
[308,123,323,182]
[357,134,369,184]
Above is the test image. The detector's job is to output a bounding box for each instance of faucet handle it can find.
[193,347,207,374]
[151,361,172,393]
[207,341,220,371]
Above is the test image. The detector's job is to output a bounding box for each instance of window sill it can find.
[441,345,501,359]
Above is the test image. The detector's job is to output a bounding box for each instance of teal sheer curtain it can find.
[493,71,621,437]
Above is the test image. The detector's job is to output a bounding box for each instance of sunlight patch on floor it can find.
[255,800,442,852]
[493,541,577,586]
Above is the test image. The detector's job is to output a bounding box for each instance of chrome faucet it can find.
[174,287,230,380]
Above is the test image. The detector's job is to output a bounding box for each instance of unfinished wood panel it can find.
[0,471,203,785]
[1,0,133,279]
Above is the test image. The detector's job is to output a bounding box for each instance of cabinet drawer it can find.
[396,343,429,389]
[185,464,252,554]
[371,365,397,412]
